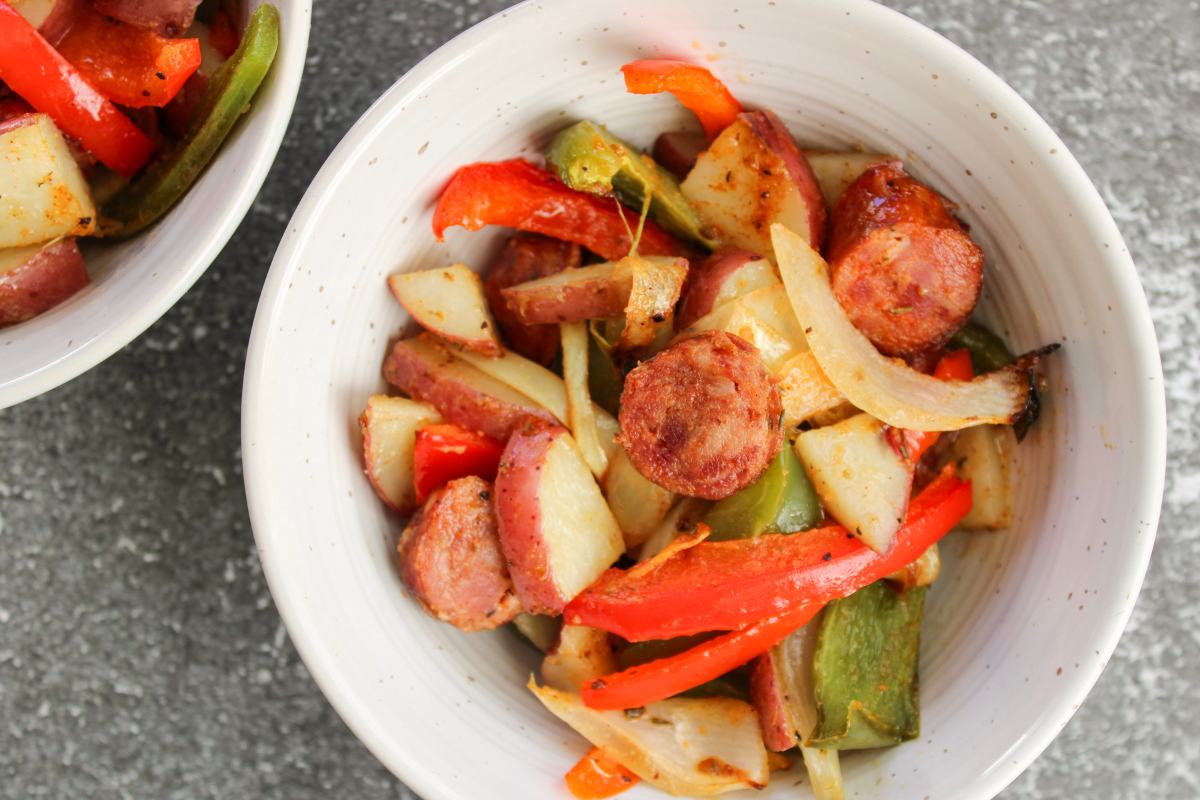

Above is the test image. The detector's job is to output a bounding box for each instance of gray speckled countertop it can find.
[1,1,1196,798]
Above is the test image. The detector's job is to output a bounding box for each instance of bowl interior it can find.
[0,0,311,408]
[243,2,1164,798]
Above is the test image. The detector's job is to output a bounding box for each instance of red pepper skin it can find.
[620,59,743,141]
[0,3,155,175]
[56,6,202,109]
[565,468,972,642]
[583,604,818,711]
[887,349,976,462]
[412,424,505,504]
[578,469,971,709]
[432,159,689,262]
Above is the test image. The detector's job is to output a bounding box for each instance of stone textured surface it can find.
[0,0,1195,798]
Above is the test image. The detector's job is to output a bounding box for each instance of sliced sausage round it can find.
[827,164,983,357]
[618,330,783,500]
[397,475,521,631]
[484,233,581,365]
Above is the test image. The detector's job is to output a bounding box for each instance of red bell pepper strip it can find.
[431,159,689,262]
[583,604,818,711]
[412,424,505,503]
[0,2,155,175]
[56,6,202,109]
[579,468,971,709]
[565,746,640,799]
[565,466,972,642]
[886,349,976,463]
[620,59,743,141]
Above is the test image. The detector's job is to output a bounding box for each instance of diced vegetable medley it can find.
[358,58,1058,799]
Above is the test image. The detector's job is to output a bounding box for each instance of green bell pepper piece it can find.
[808,581,926,750]
[947,321,1014,374]
[101,5,281,238]
[546,120,718,250]
[703,445,821,541]
[587,320,624,416]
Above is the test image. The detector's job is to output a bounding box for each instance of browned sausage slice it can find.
[397,476,521,631]
[618,330,783,499]
[827,164,983,357]
[484,233,581,365]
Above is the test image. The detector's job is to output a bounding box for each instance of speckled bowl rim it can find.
[243,1,1166,798]
[0,0,312,409]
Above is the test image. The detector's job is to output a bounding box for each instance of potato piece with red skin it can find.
[681,111,827,256]
[0,239,88,326]
[484,234,581,365]
[500,261,631,326]
[382,334,556,441]
[388,264,503,356]
[675,249,776,331]
[827,164,983,357]
[749,654,799,752]
[618,330,783,500]
[397,476,521,631]
[495,425,624,615]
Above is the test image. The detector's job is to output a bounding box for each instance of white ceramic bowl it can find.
[243,1,1166,798]
[0,0,311,409]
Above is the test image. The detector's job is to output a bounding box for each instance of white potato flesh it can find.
[802,150,899,207]
[0,242,47,275]
[710,256,780,309]
[794,412,913,552]
[777,351,849,430]
[0,115,97,249]
[358,395,442,512]
[603,446,675,550]
[450,344,619,460]
[540,433,625,602]
[530,681,770,796]
[681,117,814,258]
[950,424,1016,529]
[541,625,617,693]
[388,264,502,355]
[685,284,806,374]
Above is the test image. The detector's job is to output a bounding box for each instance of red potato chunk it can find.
[674,249,776,331]
[495,425,624,614]
[681,110,826,257]
[618,330,783,500]
[0,239,88,327]
[382,334,556,441]
[397,476,521,631]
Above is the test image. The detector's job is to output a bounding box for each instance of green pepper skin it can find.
[702,446,821,541]
[101,5,281,238]
[587,320,624,416]
[947,321,1014,374]
[546,120,719,250]
[808,581,926,750]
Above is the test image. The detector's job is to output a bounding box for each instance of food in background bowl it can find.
[0,0,279,327]
[356,60,1058,799]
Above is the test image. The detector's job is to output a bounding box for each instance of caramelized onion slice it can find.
[771,224,1056,432]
